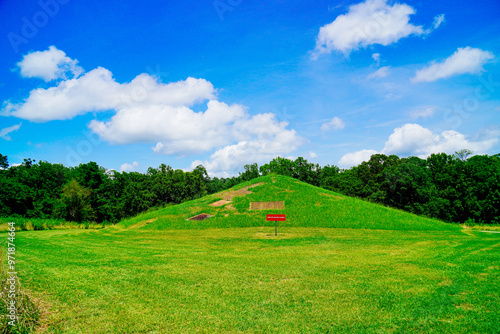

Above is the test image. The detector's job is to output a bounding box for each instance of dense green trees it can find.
[0,152,499,225]
[56,179,92,222]
[0,154,8,169]
[0,159,208,223]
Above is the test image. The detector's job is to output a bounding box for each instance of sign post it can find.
[266,214,286,236]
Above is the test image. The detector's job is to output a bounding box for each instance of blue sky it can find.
[1,0,499,175]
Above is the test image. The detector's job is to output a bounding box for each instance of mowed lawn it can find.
[13,226,500,333]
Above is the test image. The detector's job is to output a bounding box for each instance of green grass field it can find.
[1,175,499,333]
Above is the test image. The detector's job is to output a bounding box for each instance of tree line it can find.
[0,150,499,225]
[0,156,207,224]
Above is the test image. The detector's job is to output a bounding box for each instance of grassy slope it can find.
[119,174,459,231]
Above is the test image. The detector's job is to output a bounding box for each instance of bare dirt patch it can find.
[319,192,344,200]
[250,201,285,210]
[253,232,294,239]
[216,182,264,201]
[438,279,452,286]
[209,200,231,207]
[205,183,264,215]
[128,218,157,229]
[455,303,474,310]
[188,213,212,221]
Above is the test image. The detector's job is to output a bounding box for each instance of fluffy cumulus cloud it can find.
[191,114,303,176]
[382,123,437,155]
[0,123,22,141]
[412,47,494,82]
[338,123,498,167]
[4,47,304,173]
[338,149,378,168]
[16,46,83,82]
[313,0,442,56]
[3,67,215,122]
[321,116,345,131]
[91,100,245,154]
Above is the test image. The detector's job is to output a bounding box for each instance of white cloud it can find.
[101,101,301,158]
[321,116,345,131]
[233,113,293,141]
[120,161,139,172]
[3,67,215,122]
[383,124,498,156]
[339,149,378,168]
[409,106,435,119]
[412,47,494,82]
[91,105,304,159]
[432,14,445,29]
[0,123,22,141]
[91,100,245,154]
[190,114,303,176]
[367,66,390,79]
[309,152,318,158]
[5,47,304,172]
[338,123,498,167]
[372,53,381,65]
[16,46,83,82]
[313,0,438,57]
[382,123,436,155]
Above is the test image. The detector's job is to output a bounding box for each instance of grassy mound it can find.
[119,175,458,231]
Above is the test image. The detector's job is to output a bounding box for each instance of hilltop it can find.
[120,174,458,231]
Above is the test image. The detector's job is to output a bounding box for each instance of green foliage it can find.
[239,163,259,181]
[0,154,8,169]
[259,156,323,185]
[56,179,93,223]
[0,158,212,224]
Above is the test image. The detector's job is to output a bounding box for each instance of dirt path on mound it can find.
[127,218,157,229]
[210,182,263,207]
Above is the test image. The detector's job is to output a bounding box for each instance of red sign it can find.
[266,214,286,221]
